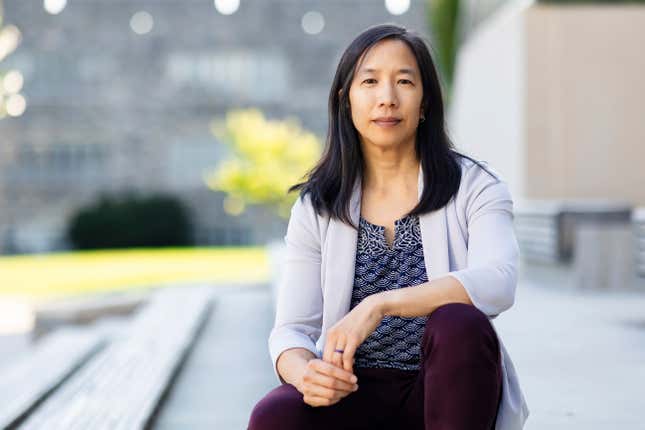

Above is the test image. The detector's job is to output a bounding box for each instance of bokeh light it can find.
[6,93,26,117]
[0,25,22,62]
[3,70,24,94]
[130,11,154,35]
[301,11,325,35]
[43,0,67,15]
[385,0,410,15]
[214,0,240,16]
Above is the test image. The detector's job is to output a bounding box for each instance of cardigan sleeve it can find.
[268,193,323,384]
[445,164,520,318]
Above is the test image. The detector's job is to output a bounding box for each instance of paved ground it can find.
[496,264,645,429]
[152,284,278,430]
[150,263,645,429]
[0,332,31,369]
[2,263,643,429]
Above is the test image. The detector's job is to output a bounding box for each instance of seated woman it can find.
[248,23,529,430]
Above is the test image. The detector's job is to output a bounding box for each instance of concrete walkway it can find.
[152,284,277,430]
[498,265,645,429]
[151,267,645,429]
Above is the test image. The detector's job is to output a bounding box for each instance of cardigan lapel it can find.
[321,178,361,329]
[322,163,451,335]
[417,165,451,281]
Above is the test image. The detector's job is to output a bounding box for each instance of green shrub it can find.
[66,191,194,249]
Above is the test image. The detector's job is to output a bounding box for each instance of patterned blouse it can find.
[349,213,429,371]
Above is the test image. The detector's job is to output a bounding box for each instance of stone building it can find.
[0,0,429,253]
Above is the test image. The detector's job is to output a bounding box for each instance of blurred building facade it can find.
[449,1,645,206]
[447,1,645,287]
[0,0,428,253]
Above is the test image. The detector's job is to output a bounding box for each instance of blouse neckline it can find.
[358,213,416,252]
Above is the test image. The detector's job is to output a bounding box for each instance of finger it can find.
[342,342,358,373]
[332,336,346,368]
[322,334,335,364]
[308,379,354,405]
[309,383,339,400]
[303,395,337,407]
[308,382,346,401]
[316,359,358,385]
[313,371,356,393]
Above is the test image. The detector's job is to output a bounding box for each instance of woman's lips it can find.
[373,119,401,127]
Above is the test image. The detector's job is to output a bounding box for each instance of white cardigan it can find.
[268,156,530,429]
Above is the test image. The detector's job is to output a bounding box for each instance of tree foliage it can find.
[427,0,461,107]
[205,108,322,219]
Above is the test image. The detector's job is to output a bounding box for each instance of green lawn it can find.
[0,247,269,303]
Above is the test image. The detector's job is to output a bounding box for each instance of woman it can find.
[248,24,529,430]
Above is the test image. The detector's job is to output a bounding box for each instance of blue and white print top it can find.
[349,213,430,371]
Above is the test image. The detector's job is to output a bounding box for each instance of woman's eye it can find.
[362,79,412,85]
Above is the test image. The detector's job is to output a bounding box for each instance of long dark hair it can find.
[289,23,496,229]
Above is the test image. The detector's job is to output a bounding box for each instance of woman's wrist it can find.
[367,291,389,318]
[277,348,316,390]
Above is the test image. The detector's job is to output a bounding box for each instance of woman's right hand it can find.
[297,358,359,407]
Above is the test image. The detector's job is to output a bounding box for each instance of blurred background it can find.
[0,0,644,429]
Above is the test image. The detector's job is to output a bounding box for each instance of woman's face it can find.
[347,38,424,151]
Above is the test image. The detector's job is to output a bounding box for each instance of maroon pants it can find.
[248,303,503,430]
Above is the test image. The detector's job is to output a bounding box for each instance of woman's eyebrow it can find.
[359,67,417,77]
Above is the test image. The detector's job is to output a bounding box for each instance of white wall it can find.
[448,0,533,200]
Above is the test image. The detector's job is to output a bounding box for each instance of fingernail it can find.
[351,375,357,383]
[353,384,359,391]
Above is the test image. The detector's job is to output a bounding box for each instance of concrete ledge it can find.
[33,289,153,340]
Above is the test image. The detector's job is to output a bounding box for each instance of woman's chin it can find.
[364,132,416,149]
[365,139,401,149]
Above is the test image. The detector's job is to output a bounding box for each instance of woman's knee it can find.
[423,303,497,350]
[247,384,309,430]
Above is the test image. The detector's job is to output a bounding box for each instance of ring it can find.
[334,349,344,353]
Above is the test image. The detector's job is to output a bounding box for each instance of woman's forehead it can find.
[355,40,419,74]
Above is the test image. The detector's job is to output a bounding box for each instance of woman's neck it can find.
[362,156,419,196]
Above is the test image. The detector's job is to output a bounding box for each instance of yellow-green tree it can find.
[204,108,322,219]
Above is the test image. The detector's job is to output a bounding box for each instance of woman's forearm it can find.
[375,275,473,318]
[276,347,317,389]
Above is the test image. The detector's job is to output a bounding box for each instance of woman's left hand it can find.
[322,295,385,374]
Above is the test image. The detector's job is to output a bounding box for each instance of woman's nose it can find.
[377,84,398,107]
